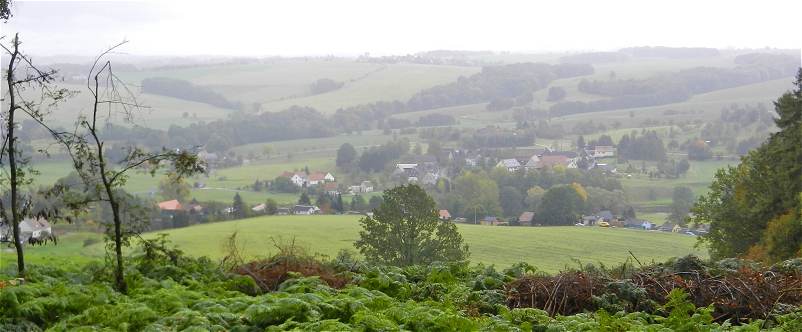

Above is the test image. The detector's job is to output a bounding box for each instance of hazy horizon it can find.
[3,0,800,58]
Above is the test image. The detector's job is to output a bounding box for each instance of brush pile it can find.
[506,256,802,322]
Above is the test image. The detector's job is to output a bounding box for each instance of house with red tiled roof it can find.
[518,211,536,226]
[536,155,578,169]
[323,182,339,195]
[280,171,308,186]
[158,199,183,211]
[279,171,334,187]
[438,209,451,220]
[307,172,335,185]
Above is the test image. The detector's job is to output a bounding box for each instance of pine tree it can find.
[232,193,246,219]
[335,194,345,213]
[298,192,311,205]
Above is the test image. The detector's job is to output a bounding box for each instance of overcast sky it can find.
[3,0,801,57]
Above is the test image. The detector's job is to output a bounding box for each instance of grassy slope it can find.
[34,83,233,130]
[118,60,478,114]
[119,60,388,104]
[260,63,479,113]
[31,157,335,206]
[2,215,705,273]
[551,78,794,129]
[0,232,103,270]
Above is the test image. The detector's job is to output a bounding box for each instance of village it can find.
[0,135,706,248]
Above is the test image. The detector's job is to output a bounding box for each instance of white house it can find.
[496,159,522,172]
[251,203,266,212]
[9,218,53,243]
[396,163,418,172]
[360,181,374,193]
[293,205,319,215]
[0,223,8,242]
[308,172,335,186]
[586,146,616,158]
[524,155,541,170]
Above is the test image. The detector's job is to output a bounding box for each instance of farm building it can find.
[0,218,53,244]
[158,199,183,211]
[292,205,319,215]
[323,182,339,195]
[585,145,616,158]
[252,203,266,212]
[518,211,536,226]
[349,180,374,194]
[280,171,335,187]
[496,159,522,172]
[480,216,503,226]
[438,209,451,220]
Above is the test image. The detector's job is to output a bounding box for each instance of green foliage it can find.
[297,192,311,205]
[693,69,802,261]
[538,185,585,225]
[451,171,502,218]
[355,184,469,266]
[231,193,246,219]
[5,244,802,330]
[669,186,696,225]
[335,142,357,168]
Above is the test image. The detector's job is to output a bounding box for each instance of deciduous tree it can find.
[355,184,468,266]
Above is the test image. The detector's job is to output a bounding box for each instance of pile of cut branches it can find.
[233,237,349,291]
[505,256,802,322]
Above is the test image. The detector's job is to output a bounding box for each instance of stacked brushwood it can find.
[505,256,802,322]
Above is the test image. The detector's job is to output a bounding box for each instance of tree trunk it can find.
[91,72,127,293]
[5,34,25,278]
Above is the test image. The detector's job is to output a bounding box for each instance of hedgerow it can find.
[1,237,802,331]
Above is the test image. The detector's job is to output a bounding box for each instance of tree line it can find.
[550,53,799,116]
[142,77,241,110]
[692,69,802,263]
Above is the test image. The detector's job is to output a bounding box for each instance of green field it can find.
[619,160,735,210]
[29,83,233,130]
[116,60,479,114]
[260,63,479,113]
[2,215,706,273]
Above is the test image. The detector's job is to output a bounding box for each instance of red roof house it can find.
[158,199,183,211]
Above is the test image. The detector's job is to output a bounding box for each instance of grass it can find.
[0,232,104,270]
[30,83,233,130]
[231,131,418,160]
[620,159,734,207]
[117,60,478,114]
[3,215,706,273]
[118,60,389,104]
[260,63,479,113]
[551,78,793,130]
[30,157,337,206]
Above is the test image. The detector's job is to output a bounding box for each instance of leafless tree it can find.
[58,41,205,293]
[1,33,72,277]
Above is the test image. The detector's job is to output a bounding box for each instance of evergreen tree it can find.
[264,198,278,215]
[336,143,357,168]
[693,69,802,261]
[298,192,311,205]
[368,196,383,211]
[668,186,695,225]
[334,194,345,213]
[232,193,246,219]
[350,194,368,211]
